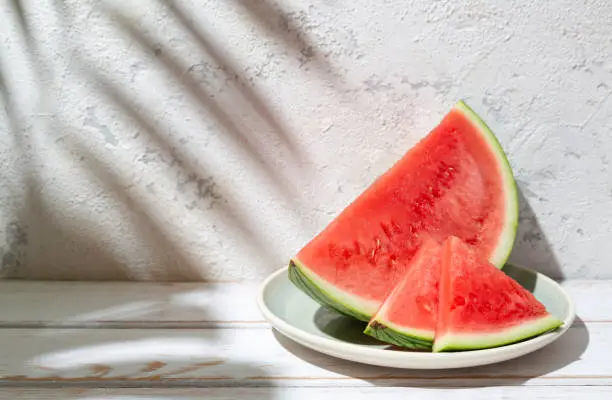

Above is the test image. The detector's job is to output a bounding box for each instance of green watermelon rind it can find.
[432,314,564,352]
[363,321,433,350]
[288,259,373,322]
[454,100,519,269]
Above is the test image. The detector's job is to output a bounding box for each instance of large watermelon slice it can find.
[363,238,442,350]
[289,100,518,321]
[433,236,563,352]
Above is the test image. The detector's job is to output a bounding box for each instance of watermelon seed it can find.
[391,220,402,233]
[465,236,479,246]
[342,248,351,259]
[328,243,338,257]
[368,239,381,263]
[370,248,378,264]
[452,296,466,309]
[421,301,432,312]
[381,223,393,239]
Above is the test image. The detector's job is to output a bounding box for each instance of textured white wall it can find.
[0,0,610,281]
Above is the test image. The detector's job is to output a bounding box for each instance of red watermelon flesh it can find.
[363,239,442,349]
[433,236,563,352]
[289,101,518,321]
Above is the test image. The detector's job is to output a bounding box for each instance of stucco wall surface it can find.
[0,0,610,280]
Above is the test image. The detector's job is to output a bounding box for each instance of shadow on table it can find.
[313,307,387,346]
[274,315,589,388]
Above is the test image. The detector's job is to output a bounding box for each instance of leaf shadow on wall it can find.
[107,0,313,200]
[507,185,565,282]
[1,0,350,280]
[1,0,219,281]
[0,1,55,279]
[68,60,284,281]
[227,0,346,86]
[0,71,29,278]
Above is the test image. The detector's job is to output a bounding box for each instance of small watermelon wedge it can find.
[433,236,563,352]
[363,239,442,350]
[289,100,519,321]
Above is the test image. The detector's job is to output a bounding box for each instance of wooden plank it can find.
[0,322,604,387]
[0,280,609,327]
[0,281,263,328]
[3,387,612,399]
[561,280,612,322]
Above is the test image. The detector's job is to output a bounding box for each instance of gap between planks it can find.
[0,319,605,330]
[0,377,611,389]
[3,386,612,399]
[0,321,269,329]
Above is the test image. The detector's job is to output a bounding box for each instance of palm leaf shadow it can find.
[65,63,282,274]
[167,0,308,161]
[101,3,307,203]
[215,0,345,82]
[3,0,350,280]
[0,2,39,278]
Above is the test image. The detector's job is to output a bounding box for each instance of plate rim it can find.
[256,264,576,369]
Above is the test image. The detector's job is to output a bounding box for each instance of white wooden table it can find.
[0,279,609,399]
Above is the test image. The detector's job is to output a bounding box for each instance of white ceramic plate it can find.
[257,264,575,369]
